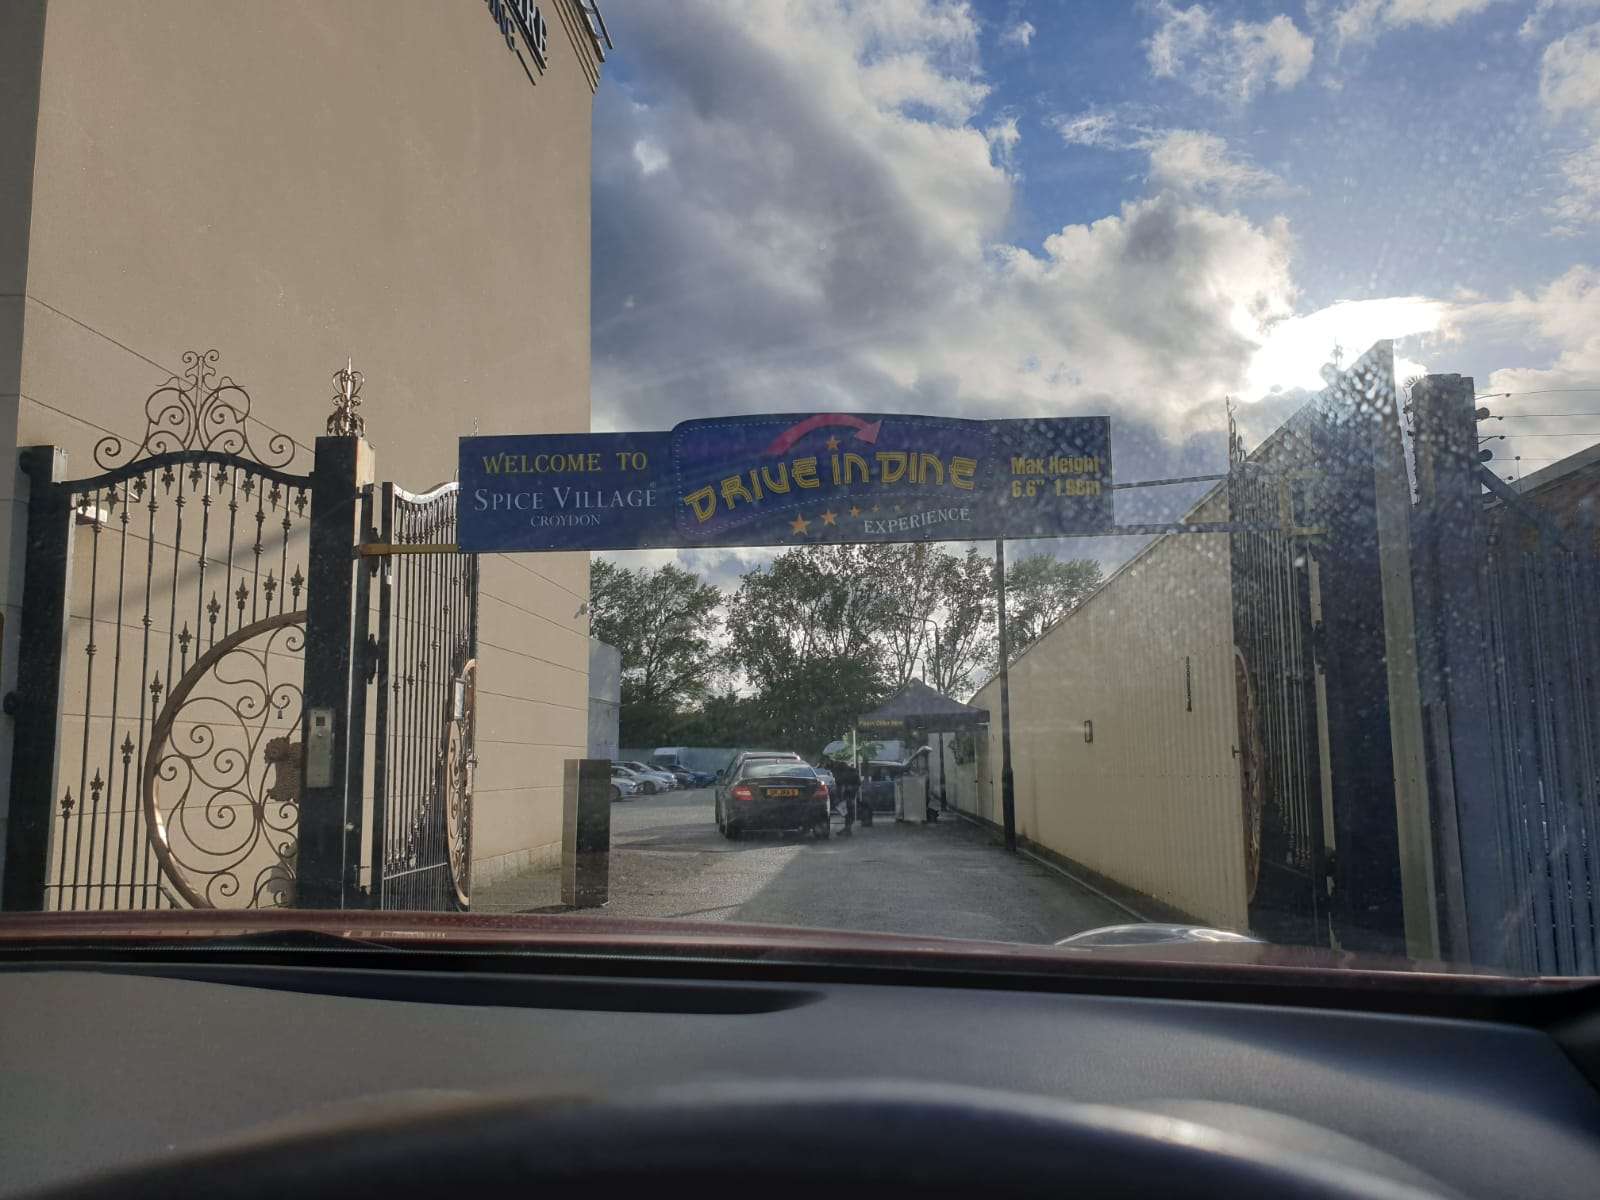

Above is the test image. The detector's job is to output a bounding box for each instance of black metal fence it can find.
[368,482,478,911]
[1410,373,1600,972]
[1226,345,1420,955]
[1228,414,1327,944]
[1477,512,1600,973]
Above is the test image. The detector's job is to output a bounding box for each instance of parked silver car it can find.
[610,767,643,802]
[619,760,678,793]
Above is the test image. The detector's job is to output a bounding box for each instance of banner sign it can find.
[459,413,1110,552]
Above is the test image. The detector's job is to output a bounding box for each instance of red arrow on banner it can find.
[764,414,884,456]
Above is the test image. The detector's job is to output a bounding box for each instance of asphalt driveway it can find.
[473,786,1130,943]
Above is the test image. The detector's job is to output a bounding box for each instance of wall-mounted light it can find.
[1083,719,1094,744]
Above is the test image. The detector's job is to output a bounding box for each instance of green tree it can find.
[872,542,953,689]
[724,547,891,754]
[589,559,723,740]
[675,690,767,747]
[871,543,998,700]
[929,546,997,698]
[724,545,890,692]
[750,657,887,759]
[1001,552,1102,664]
[616,691,679,750]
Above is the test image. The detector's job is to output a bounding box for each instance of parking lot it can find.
[474,786,1132,944]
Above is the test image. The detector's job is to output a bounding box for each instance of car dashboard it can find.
[2,942,1599,1199]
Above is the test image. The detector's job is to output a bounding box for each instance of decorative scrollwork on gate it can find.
[94,349,296,471]
[142,611,307,908]
[441,660,477,909]
[326,358,367,438]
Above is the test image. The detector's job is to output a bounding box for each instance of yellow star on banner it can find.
[850,505,862,518]
[821,509,838,526]
[790,513,811,535]
[825,435,840,451]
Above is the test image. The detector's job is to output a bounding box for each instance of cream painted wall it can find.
[970,498,1248,930]
[3,1,601,892]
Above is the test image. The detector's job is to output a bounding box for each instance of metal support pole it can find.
[931,624,944,810]
[2,447,73,910]
[1412,375,1514,966]
[995,537,1016,852]
[341,484,377,904]
[562,758,610,907]
[299,435,373,907]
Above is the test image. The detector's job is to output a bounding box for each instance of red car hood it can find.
[0,908,1587,998]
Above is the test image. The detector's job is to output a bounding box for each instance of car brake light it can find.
[816,782,830,800]
[731,784,754,803]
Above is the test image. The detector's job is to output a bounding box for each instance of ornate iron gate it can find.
[367,482,478,910]
[1,352,479,913]
[2,352,313,910]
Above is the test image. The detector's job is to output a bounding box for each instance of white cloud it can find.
[1236,270,1600,453]
[1538,22,1600,232]
[1550,141,1600,232]
[632,139,670,175]
[1540,21,1600,117]
[1384,0,1507,22]
[1328,0,1383,47]
[1148,2,1213,75]
[1147,4,1314,102]
[1050,121,1289,199]
[1244,14,1318,88]
[1144,129,1288,198]
[1052,110,1121,148]
[1431,266,1600,476]
[1520,0,1600,40]
[1245,296,1449,397]
[1456,265,1600,393]
[1000,19,1035,48]
[1328,0,1508,49]
[868,195,1301,437]
[862,52,990,121]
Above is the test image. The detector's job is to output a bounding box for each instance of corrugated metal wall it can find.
[970,503,1248,929]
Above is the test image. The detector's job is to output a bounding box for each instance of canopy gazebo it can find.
[840,680,990,820]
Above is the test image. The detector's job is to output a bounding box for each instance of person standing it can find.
[835,755,861,836]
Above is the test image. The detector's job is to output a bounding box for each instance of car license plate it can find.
[767,787,800,797]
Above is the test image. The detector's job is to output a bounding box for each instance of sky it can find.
[589,0,1600,587]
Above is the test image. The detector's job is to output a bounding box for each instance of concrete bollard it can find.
[562,758,611,907]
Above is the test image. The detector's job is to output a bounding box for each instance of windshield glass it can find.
[743,764,819,781]
[4,0,1598,977]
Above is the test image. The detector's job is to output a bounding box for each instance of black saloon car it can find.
[716,759,831,840]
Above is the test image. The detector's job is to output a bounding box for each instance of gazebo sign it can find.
[459,413,1110,552]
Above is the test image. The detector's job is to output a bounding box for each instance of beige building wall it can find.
[0,1,603,895]
[971,497,1249,929]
